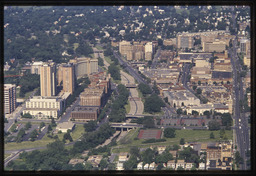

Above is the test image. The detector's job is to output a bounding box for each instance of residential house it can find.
[116,162,124,170]
[169,150,177,159]
[87,155,103,168]
[137,162,143,170]
[199,162,206,170]
[143,163,149,170]
[185,162,193,170]
[118,152,130,162]
[176,160,186,170]
[149,162,156,170]
[167,160,176,169]
[157,146,166,154]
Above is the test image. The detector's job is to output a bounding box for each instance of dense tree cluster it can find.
[109,84,129,122]
[164,128,176,138]
[144,93,165,113]
[71,123,115,155]
[108,63,121,80]
[138,83,151,96]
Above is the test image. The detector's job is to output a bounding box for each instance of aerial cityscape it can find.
[3,5,251,171]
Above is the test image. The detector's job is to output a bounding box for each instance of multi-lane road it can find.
[229,9,250,170]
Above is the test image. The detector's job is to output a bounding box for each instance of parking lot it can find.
[6,123,48,142]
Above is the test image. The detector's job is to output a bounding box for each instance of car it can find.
[239,126,241,129]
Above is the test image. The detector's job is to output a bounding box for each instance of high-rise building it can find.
[40,60,56,97]
[145,42,153,61]
[57,63,75,94]
[30,61,43,74]
[4,84,16,114]
[70,57,98,79]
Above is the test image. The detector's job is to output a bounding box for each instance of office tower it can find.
[4,84,16,114]
[40,60,56,97]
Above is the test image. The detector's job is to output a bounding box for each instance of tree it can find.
[152,81,160,95]
[180,138,185,145]
[25,122,32,130]
[22,113,32,119]
[51,118,56,127]
[143,116,155,128]
[196,88,202,95]
[40,122,45,129]
[219,129,225,139]
[144,94,165,113]
[208,120,221,131]
[73,163,84,170]
[108,64,121,80]
[63,130,73,142]
[164,128,176,138]
[47,125,52,133]
[177,108,183,115]
[99,159,108,170]
[138,83,151,96]
[84,120,97,132]
[221,113,232,127]
[142,148,155,164]
[29,129,38,141]
[98,57,104,66]
[123,155,137,170]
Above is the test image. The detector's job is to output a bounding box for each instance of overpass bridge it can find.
[110,122,143,131]
[125,114,163,118]
[125,83,137,88]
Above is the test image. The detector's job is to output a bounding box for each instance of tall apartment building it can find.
[119,41,133,60]
[57,63,75,94]
[145,42,153,60]
[30,61,43,74]
[40,60,56,97]
[70,57,98,79]
[4,84,16,114]
[240,38,250,56]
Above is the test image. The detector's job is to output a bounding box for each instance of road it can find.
[229,9,250,170]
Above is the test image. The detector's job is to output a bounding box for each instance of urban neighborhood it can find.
[3,5,251,171]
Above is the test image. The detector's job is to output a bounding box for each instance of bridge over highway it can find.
[110,122,143,131]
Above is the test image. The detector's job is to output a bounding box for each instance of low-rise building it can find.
[55,121,75,133]
[70,106,99,122]
[23,96,64,119]
[87,155,103,168]
[118,152,130,162]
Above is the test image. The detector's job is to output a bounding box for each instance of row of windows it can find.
[26,101,60,109]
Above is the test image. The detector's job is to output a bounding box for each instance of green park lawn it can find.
[112,128,232,153]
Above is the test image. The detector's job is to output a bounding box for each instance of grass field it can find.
[125,100,131,114]
[5,124,84,151]
[112,128,233,153]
